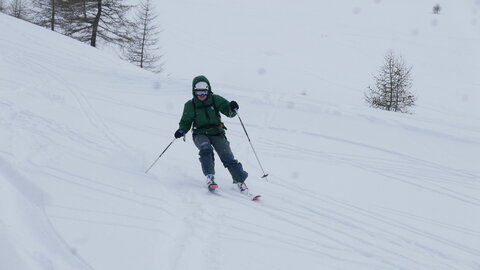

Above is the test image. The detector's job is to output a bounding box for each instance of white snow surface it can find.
[1,0,480,269]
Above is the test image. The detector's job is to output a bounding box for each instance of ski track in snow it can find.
[34,60,133,153]
[258,131,480,205]
[0,154,94,270]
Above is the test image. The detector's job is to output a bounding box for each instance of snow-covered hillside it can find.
[1,0,480,269]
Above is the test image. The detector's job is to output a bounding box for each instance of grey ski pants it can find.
[193,134,248,183]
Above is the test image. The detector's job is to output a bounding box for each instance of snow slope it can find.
[1,0,480,269]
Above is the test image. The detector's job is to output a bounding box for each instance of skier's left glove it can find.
[174,129,185,139]
[230,101,239,111]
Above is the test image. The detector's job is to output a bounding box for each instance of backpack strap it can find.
[211,95,221,118]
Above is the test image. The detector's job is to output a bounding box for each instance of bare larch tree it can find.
[123,0,162,73]
[365,51,416,113]
[31,0,58,31]
[8,0,31,20]
[57,0,132,47]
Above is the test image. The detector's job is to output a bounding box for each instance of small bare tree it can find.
[8,0,31,20]
[365,51,416,113]
[433,4,441,14]
[123,0,162,73]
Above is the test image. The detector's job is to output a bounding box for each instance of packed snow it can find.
[1,1,480,269]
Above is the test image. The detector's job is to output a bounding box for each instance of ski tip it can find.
[208,184,218,192]
[252,195,261,201]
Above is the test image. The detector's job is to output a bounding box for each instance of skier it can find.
[174,75,248,192]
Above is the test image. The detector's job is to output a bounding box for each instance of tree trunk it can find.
[90,0,102,47]
[50,0,55,31]
[388,60,394,111]
[140,6,149,68]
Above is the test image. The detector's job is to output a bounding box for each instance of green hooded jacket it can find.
[178,75,237,135]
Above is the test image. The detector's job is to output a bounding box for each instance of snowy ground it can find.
[1,1,480,269]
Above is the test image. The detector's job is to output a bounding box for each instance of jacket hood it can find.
[192,75,212,96]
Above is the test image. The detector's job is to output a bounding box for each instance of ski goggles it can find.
[194,89,209,96]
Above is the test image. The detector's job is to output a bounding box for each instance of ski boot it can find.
[234,181,248,194]
[206,174,218,192]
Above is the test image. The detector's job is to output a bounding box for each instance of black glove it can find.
[230,101,239,111]
[174,129,185,138]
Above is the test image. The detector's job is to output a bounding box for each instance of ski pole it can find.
[236,111,269,180]
[145,138,176,174]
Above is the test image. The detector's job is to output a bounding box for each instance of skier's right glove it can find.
[174,129,185,139]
